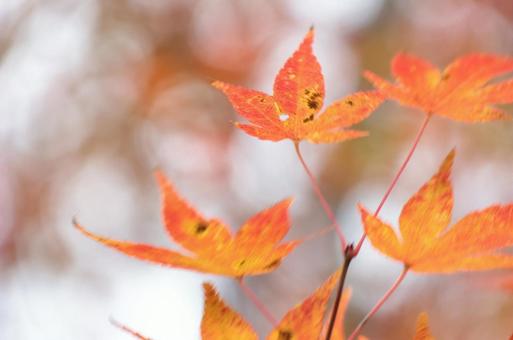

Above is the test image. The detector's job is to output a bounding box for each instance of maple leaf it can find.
[364,53,513,122]
[213,28,383,144]
[74,171,299,277]
[359,150,513,273]
[201,283,258,340]
[267,269,341,340]
[201,269,342,340]
[413,313,435,340]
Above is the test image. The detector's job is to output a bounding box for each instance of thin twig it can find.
[299,223,336,243]
[325,246,355,340]
[238,278,278,327]
[294,141,347,250]
[347,266,409,340]
[354,114,432,254]
[110,318,152,340]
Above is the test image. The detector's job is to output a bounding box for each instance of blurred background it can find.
[1,0,513,339]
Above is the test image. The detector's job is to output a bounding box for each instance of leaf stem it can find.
[299,222,336,243]
[238,278,278,327]
[294,141,347,250]
[354,114,431,254]
[110,318,151,340]
[325,245,355,340]
[347,266,409,340]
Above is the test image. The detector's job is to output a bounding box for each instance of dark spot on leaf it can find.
[195,222,208,234]
[302,114,314,123]
[278,330,293,340]
[346,100,354,106]
[442,73,450,81]
[265,259,281,269]
[304,89,310,95]
[238,259,247,268]
[307,99,319,110]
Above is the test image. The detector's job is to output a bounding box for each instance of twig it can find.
[325,245,355,340]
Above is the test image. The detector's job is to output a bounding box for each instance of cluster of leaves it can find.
[75,28,513,339]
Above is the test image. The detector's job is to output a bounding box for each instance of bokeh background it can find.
[1,0,513,339]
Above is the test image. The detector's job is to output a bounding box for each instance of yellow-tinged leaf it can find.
[75,172,300,277]
[156,171,232,256]
[200,270,343,340]
[359,205,403,261]
[413,313,435,340]
[273,27,325,120]
[267,269,341,340]
[365,52,513,122]
[213,29,383,144]
[201,283,258,340]
[398,150,454,262]
[360,150,513,273]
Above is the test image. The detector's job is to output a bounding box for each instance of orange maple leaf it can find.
[359,150,513,273]
[213,28,383,144]
[364,53,513,122]
[201,283,258,340]
[201,269,342,340]
[413,313,435,340]
[74,171,299,277]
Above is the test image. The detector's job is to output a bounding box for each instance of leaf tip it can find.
[283,196,294,207]
[203,282,215,295]
[153,169,167,184]
[72,218,100,242]
[72,217,87,234]
[438,148,456,176]
[357,203,369,215]
[302,26,315,45]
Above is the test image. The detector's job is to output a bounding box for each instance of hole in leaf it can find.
[279,114,289,122]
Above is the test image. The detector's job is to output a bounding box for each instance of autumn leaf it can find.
[213,28,383,144]
[267,269,341,340]
[74,171,299,277]
[200,269,341,340]
[359,150,513,273]
[413,313,435,340]
[364,53,513,122]
[201,283,258,340]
